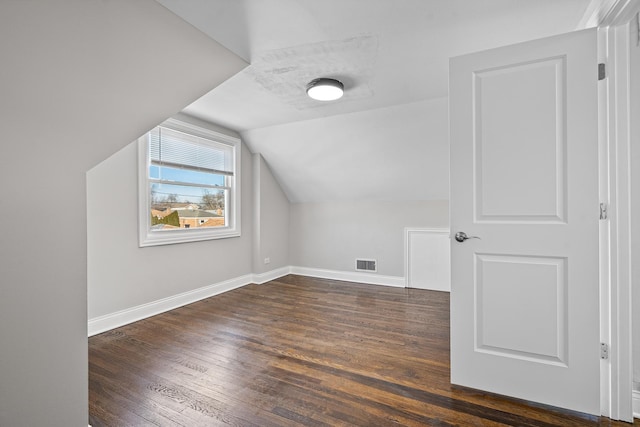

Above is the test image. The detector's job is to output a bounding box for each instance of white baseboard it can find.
[88,266,403,336]
[88,273,253,336]
[289,266,405,287]
[633,390,640,419]
[253,266,291,284]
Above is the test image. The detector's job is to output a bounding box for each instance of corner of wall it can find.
[252,153,263,273]
[252,153,291,274]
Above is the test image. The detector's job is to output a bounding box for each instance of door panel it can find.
[450,29,599,415]
[474,57,566,222]
[476,254,567,365]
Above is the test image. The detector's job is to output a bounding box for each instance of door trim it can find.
[597,1,640,420]
[581,0,639,28]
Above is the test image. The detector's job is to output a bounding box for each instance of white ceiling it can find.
[156,0,592,203]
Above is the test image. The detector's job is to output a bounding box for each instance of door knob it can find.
[454,231,480,243]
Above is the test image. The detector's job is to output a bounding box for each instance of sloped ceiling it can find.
[156,0,592,203]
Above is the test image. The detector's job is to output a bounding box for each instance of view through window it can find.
[148,126,231,230]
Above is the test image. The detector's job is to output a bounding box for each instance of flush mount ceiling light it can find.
[306,78,344,101]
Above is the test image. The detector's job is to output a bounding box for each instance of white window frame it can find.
[138,117,241,247]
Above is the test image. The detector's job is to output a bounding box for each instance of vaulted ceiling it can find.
[157,0,592,203]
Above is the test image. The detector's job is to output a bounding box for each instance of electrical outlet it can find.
[264,257,270,264]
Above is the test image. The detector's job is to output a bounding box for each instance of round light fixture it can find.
[306,78,344,101]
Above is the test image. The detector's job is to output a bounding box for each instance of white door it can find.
[450,29,600,415]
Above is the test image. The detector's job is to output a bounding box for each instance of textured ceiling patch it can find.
[246,35,378,109]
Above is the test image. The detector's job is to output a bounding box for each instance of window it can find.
[138,118,241,246]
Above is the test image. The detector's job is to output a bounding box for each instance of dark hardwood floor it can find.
[89,275,637,426]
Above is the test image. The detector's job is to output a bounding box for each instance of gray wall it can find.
[87,117,254,319]
[0,1,246,425]
[289,200,449,277]
[253,154,291,274]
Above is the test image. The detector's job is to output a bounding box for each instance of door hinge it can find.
[601,343,609,360]
[600,202,608,220]
[598,63,606,80]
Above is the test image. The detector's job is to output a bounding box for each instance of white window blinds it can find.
[150,126,234,176]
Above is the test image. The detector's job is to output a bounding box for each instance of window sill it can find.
[139,228,241,247]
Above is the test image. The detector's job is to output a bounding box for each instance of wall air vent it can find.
[355,259,377,272]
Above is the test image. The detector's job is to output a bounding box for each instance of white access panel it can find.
[405,228,450,291]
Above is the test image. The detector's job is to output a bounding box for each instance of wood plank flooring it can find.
[89,275,637,426]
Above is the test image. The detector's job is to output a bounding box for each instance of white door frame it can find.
[591,0,640,421]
